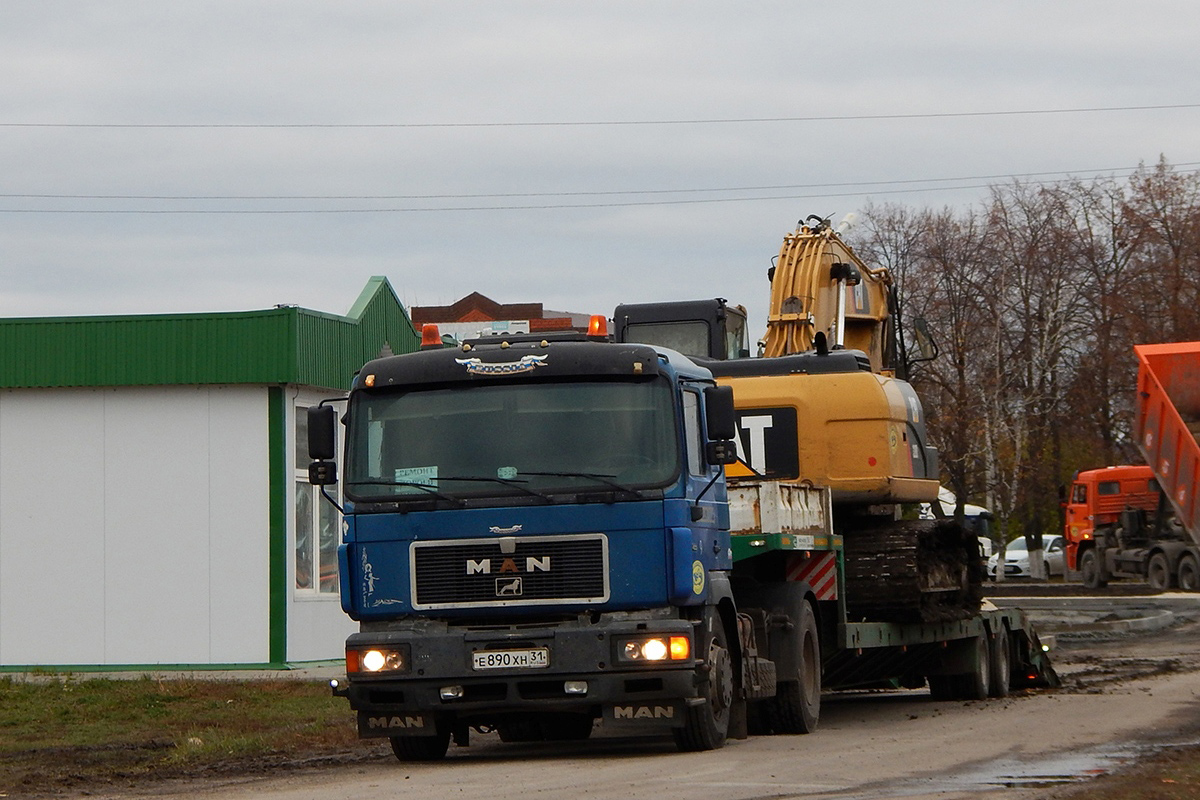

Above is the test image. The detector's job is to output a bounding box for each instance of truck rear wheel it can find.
[765,600,820,734]
[1147,553,1174,591]
[1178,554,1200,592]
[390,728,451,761]
[1080,549,1107,589]
[674,616,732,752]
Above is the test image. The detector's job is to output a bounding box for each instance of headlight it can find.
[618,635,691,662]
[348,645,411,674]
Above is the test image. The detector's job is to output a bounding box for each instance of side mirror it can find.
[705,440,740,465]
[308,460,338,486]
[911,317,939,362]
[308,405,338,461]
[704,385,737,442]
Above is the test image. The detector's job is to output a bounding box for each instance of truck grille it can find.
[411,534,609,609]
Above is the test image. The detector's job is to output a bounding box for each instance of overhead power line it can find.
[3,163,1197,215]
[2,162,1195,205]
[0,103,1197,130]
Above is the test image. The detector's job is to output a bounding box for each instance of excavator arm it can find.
[762,216,896,373]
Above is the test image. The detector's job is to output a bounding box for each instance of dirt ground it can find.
[44,587,1199,800]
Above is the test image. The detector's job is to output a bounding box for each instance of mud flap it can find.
[603,701,687,727]
[358,711,439,738]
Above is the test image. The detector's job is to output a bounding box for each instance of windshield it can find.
[623,321,710,359]
[345,378,680,502]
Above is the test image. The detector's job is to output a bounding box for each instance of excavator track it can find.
[843,519,984,623]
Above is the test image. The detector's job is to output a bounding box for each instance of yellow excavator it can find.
[614,215,981,622]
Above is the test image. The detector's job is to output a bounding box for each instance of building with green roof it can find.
[0,277,418,670]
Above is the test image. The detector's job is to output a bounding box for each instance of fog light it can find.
[564,681,588,695]
[440,685,465,700]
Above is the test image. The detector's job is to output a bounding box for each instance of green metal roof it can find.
[0,276,419,390]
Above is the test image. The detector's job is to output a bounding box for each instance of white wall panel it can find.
[207,387,272,663]
[103,387,214,663]
[0,386,272,667]
[0,390,108,664]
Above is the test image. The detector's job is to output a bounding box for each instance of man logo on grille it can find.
[467,557,551,574]
[496,577,523,597]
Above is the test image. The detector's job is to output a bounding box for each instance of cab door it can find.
[1063,482,1092,570]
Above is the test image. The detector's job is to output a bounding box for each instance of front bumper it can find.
[341,614,703,735]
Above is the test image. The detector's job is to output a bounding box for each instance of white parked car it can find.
[988,535,1065,579]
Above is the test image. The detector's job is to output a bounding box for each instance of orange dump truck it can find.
[1064,342,1200,591]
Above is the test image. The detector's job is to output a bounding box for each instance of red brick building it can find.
[410,292,591,341]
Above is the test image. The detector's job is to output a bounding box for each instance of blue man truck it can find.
[308,318,1055,761]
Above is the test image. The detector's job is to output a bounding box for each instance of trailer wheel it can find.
[1178,554,1200,592]
[962,634,991,700]
[1147,553,1174,591]
[1080,550,1107,589]
[927,674,957,700]
[390,728,451,761]
[988,628,1011,698]
[765,600,821,734]
[674,615,732,752]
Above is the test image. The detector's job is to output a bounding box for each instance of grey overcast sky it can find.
[2,1,1197,338]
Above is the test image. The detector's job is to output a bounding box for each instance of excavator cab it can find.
[613,298,749,361]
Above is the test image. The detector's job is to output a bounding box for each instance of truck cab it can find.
[612,298,750,360]
[1063,465,1160,572]
[308,326,744,757]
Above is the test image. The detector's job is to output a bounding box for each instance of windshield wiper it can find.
[347,480,467,507]
[517,471,647,499]
[437,476,554,502]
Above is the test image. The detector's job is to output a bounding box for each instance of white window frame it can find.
[294,402,342,597]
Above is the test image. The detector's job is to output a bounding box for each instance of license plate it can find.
[472,647,550,670]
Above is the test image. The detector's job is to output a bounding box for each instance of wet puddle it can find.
[857,739,1200,797]
[942,745,1136,789]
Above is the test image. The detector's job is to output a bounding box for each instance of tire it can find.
[962,634,990,701]
[765,600,821,734]
[497,716,544,743]
[1147,553,1174,591]
[674,615,733,752]
[1178,554,1200,592]
[928,674,957,700]
[988,628,1011,698]
[1080,549,1107,589]
[539,713,594,741]
[390,728,451,761]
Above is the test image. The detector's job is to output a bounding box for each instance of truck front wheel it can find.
[674,616,733,752]
[1080,550,1107,589]
[765,600,821,734]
